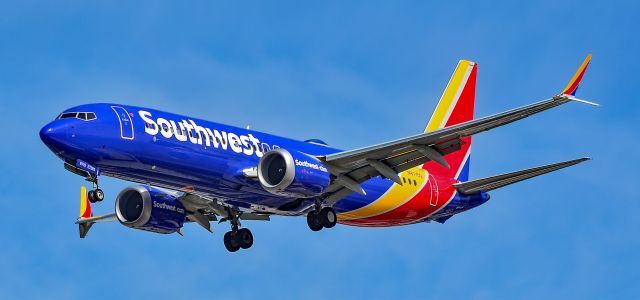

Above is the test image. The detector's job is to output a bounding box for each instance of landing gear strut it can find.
[87,176,104,203]
[223,210,254,252]
[306,199,337,232]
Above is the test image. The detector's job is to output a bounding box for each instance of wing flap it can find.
[454,157,590,194]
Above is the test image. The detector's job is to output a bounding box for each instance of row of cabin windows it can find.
[402,177,418,186]
[57,112,97,121]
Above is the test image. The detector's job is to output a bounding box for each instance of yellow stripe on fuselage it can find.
[337,167,428,220]
[425,60,473,133]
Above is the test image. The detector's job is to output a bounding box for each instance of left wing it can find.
[75,185,270,239]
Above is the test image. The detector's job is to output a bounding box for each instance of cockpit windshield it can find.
[56,112,97,121]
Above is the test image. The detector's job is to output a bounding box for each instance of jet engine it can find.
[115,186,187,234]
[257,148,331,198]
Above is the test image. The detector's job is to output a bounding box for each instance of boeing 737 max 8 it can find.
[40,55,595,252]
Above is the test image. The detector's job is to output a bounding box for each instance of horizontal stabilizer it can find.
[454,157,590,194]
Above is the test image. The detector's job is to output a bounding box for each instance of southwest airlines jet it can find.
[40,55,595,252]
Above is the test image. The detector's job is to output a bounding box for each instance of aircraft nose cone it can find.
[39,122,67,146]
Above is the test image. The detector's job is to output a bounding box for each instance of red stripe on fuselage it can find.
[338,175,458,226]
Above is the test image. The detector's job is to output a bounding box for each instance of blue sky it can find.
[0,1,638,299]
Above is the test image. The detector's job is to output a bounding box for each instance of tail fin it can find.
[79,186,92,219]
[423,60,477,181]
[562,54,592,96]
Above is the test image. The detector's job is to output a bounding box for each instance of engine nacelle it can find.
[257,148,331,198]
[115,186,187,234]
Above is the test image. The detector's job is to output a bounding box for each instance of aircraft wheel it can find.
[307,212,323,232]
[224,231,240,252]
[319,207,337,228]
[95,189,105,202]
[238,228,254,249]
[88,190,97,203]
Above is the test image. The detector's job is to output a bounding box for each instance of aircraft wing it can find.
[320,94,596,204]
[76,213,117,238]
[453,157,591,194]
[76,214,117,224]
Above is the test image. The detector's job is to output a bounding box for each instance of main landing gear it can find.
[306,199,337,232]
[223,210,254,252]
[87,177,104,203]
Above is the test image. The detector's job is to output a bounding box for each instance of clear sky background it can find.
[0,1,638,299]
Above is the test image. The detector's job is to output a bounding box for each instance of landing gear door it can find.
[111,106,134,140]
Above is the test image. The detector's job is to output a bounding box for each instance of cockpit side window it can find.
[59,112,77,119]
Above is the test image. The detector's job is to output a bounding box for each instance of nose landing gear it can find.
[87,177,104,203]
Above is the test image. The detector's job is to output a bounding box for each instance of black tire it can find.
[223,231,240,252]
[238,228,254,249]
[306,212,323,232]
[95,189,104,202]
[88,190,97,203]
[320,207,337,228]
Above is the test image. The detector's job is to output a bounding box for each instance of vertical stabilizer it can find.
[423,60,477,181]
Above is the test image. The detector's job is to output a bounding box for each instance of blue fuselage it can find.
[40,103,486,224]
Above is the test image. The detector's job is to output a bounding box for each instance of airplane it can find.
[40,55,595,252]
